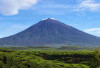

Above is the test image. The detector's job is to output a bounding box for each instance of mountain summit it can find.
[42,18,57,20]
[0,18,100,46]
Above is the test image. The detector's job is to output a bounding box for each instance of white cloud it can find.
[0,0,38,16]
[85,28,100,32]
[76,0,100,11]
[85,28,100,37]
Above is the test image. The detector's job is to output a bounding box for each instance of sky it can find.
[0,0,100,38]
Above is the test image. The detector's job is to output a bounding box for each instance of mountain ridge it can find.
[0,18,100,47]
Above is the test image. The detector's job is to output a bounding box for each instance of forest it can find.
[0,47,100,68]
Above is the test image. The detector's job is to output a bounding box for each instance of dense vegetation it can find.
[0,48,100,68]
[2,46,100,51]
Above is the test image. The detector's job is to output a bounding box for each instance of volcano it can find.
[0,18,100,47]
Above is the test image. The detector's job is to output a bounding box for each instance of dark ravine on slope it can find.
[0,18,100,47]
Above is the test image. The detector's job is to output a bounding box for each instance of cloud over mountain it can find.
[76,0,100,11]
[85,28,100,36]
[0,0,38,16]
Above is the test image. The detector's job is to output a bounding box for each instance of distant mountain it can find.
[0,18,100,47]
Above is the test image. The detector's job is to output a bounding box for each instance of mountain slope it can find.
[0,18,100,46]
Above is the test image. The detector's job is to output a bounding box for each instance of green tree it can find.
[90,50,100,68]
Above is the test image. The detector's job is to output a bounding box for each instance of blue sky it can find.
[0,0,100,38]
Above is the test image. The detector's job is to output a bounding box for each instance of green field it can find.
[0,47,100,68]
[1,46,100,51]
